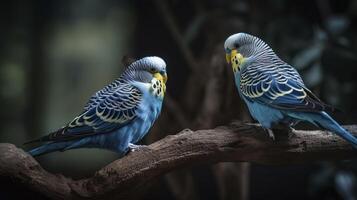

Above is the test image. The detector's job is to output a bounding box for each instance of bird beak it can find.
[226,49,239,64]
[226,53,231,64]
[162,72,168,84]
[154,72,168,84]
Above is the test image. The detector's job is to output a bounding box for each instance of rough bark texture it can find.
[0,122,356,200]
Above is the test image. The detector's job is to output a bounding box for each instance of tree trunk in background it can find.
[26,0,47,138]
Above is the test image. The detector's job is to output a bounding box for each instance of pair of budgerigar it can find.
[26,33,356,157]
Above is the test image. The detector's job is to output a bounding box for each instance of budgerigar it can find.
[26,56,168,156]
[224,32,357,147]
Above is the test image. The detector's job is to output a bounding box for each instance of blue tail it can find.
[28,141,73,157]
[291,111,357,148]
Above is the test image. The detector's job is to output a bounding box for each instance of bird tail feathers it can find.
[302,111,357,148]
[28,142,68,157]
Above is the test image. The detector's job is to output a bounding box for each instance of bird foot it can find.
[264,128,275,141]
[287,127,296,139]
[128,143,149,152]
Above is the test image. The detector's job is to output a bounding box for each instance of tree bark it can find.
[0,122,356,200]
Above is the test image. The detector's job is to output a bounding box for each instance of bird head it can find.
[122,56,168,85]
[224,32,272,73]
[224,33,250,73]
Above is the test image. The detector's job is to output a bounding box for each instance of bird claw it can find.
[287,127,296,139]
[128,143,149,152]
[264,128,275,141]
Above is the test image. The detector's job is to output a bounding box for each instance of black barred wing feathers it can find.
[240,61,335,112]
[43,80,142,142]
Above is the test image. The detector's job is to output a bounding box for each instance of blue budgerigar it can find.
[224,32,357,148]
[26,56,167,156]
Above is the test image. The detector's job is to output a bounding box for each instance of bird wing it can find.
[43,82,142,142]
[240,62,334,112]
[83,79,126,111]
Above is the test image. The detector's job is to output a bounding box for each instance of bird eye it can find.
[149,67,156,73]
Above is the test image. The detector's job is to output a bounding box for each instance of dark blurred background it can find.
[1,0,357,199]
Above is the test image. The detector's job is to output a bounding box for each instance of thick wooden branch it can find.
[0,122,356,199]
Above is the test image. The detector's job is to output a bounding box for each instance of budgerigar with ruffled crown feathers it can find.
[224,32,357,148]
[26,56,168,156]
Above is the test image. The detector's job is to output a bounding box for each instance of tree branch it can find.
[154,0,200,72]
[1,122,356,199]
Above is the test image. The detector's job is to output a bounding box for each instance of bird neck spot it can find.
[150,78,166,99]
[231,52,245,73]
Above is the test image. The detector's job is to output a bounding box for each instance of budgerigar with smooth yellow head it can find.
[225,32,357,147]
[26,56,168,156]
